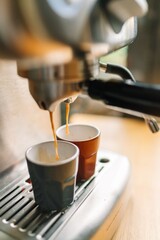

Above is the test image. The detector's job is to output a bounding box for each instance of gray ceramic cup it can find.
[25,141,79,212]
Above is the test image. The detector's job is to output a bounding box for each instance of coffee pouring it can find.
[1,1,156,240]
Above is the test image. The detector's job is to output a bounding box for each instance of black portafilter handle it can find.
[84,79,160,117]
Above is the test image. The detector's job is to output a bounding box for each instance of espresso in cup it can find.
[26,141,79,212]
[56,124,100,181]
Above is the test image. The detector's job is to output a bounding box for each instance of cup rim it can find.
[25,140,79,166]
[56,123,100,142]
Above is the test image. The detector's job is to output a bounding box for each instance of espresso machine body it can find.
[0,1,151,240]
[0,0,146,111]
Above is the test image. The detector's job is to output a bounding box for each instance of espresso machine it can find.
[1,0,158,239]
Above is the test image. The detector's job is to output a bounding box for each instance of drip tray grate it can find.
[0,150,130,240]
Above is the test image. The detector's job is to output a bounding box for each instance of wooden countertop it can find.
[70,114,160,240]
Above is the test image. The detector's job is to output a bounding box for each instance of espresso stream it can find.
[65,103,70,135]
[49,103,70,161]
[49,111,60,160]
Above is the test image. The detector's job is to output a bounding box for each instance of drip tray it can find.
[0,150,131,240]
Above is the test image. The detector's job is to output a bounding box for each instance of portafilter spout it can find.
[17,57,99,111]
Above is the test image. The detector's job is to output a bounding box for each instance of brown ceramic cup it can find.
[56,124,100,181]
[25,141,79,212]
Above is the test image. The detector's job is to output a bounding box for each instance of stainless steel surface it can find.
[107,0,148,32]
[0,1,139,62]
[17,58,99,111]
[0,0,141,111]
[0,150,131,240]
[144,117,159,133]
[16,11,137,111]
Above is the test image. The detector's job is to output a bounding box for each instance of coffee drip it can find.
[49,102,71,161]
[65,103,70,135]
[49,112,59,161]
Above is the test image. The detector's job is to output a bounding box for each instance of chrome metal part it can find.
[107,0,148,32]
[144,117,159,133]
[0,0,138,62]
[17,58,99,111]
[0,1,148,112]
[10,0,139,111]
[0,150,130,240]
